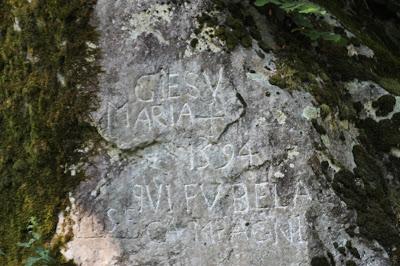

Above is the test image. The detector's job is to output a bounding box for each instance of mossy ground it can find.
[0,0,100,265]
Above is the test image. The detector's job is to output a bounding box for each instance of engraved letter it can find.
[168,73,180,99]
[231,219,249,241]
[166,185,173,212]
[293,181,312,207]
[255,182,273,210]
[239,142,257,166]
[232,183,249,214]
[146,184,164,213]
[133,185,144,213]
[151,105,168,129]
[200,221,215,244]
[134,107,152,131]
[184,72,200,99]
[274,184,286,209]
[107,208,118,233]
[203,67,224,99]
[200,183,222,211]
[251,219,276,244]
[217,144,235,169]
[135,75,156,102]
[185,184,198,213]
[177,103,194,125]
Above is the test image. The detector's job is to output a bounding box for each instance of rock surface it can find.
[55,0,398,265]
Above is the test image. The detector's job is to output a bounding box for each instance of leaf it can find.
[322,33,342,42]
[292,13,313,28]
[303,30,322,41]
[25,256,42,266]
[35,247,54,262]
[255,0,269,7]
[17,238,35,248]
[297,3,327,15]
[0,249,5,256]
[281,2,302,12]
[32,232,41,241]
[255,0,281,7]
[17,242,31,248]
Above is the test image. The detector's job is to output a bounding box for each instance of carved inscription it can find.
[77,180,311,248]
[106,68,231,139]
[103,181,311,216]
[189,141,261,170]
[86,65,314,254]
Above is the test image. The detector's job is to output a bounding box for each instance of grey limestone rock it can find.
[55,1,396,265]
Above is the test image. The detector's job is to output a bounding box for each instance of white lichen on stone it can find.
[275,110,287,125]
[321,134,331,147]
[246,72,270,84]
[288,148,300,160]
[274,171,285,178]
[86,41,98,50]
[347,44,375,58]
[184,26,223,57]
[302,106,320,120]
[122,4,174,45]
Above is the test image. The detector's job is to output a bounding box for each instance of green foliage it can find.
[0,0,100,265]
[17,218,55,266]
[255,0,326,15]
[254,0,345,44]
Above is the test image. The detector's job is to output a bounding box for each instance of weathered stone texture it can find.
[56,1,396,265]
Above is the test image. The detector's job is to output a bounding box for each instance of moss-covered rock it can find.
[311,256,331,266]
[195,1,263,51]
[345,241,361,259]
[357,113,400,153]
[345,261,357,266]
[0,0,100,265]
[372,94,396,117]
[333,145,400,253]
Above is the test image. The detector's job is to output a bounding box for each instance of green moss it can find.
[311,256,330,266]
[333,145,400,253]
[379,78,400,96]
[337,246,346,256]
[320,104,331,120]
[195,2,260,51]
[372,94,396,117]
[312,119,327,135]
[0,0,100,265]
[258,40,271,52]
[190,38,199,48]
[240,35,253,48]
[357,113,400,153]
[345,241,361,259]
[312,1,400,96]
[261,7,400,258]
[345,261,357,266]
[268,63,304,91]
[327,251,335,266]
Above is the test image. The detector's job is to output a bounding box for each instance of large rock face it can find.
[56,0,398,265]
